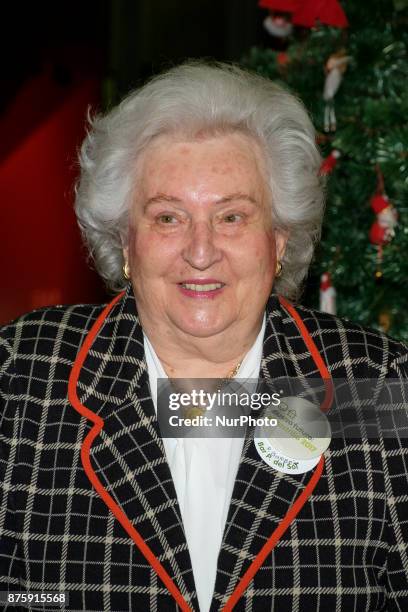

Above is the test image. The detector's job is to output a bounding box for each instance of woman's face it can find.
[124,132,287,339]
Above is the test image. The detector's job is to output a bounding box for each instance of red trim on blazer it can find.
[68,291,332,612]
[222,455,325,611]
[68,291,192,612]
[279,296,334,411]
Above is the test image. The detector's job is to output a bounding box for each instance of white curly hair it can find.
[75,60,326,299]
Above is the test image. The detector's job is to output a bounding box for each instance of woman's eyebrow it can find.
[143,192,258,211]
[144,194,182,210]
[215,193,258,205]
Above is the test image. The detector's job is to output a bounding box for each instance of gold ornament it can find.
[379,311,392,333]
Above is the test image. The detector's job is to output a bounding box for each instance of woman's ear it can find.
[275,228,289,261]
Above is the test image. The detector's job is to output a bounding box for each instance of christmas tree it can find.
[245,0,408,341]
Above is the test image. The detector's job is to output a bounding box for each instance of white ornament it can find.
[263,15,293,39]
[378,206,398,240]
[320,273,337,315]
[323,54,351,132]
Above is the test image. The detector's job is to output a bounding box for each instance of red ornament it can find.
[369,194,398,247]
[258,0,299,11]
[319,149,341,176]
[277,51,290,66]
[370,193,390,215]
[292,0,348,29]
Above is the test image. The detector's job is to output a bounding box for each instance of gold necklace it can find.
[182,360,242,420]
[224,361,242,380]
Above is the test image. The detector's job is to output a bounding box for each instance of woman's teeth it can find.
[181,283,223,291]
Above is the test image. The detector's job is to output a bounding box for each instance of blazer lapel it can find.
[72,284,199,611]
[210,294,324,610]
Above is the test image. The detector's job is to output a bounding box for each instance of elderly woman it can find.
[1,62,407,612]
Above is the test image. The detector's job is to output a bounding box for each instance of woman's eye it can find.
[223,213,242,223]
[157,214,177,224]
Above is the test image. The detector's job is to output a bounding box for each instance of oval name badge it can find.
[254,396,331,474]
[254,437,321,474]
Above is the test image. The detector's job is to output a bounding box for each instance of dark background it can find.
[1,0,266,113]
[0,1,276,323]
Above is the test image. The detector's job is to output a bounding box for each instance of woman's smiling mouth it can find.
[178,279,226,298]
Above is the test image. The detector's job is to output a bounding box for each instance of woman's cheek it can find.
[131,229,182,268]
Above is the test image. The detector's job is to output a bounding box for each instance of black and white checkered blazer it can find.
[1,283,408,611]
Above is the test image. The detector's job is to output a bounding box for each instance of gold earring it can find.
[275,261,282,277]
[123,262,131,280]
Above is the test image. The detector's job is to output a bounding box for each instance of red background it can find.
[0,70,106,324]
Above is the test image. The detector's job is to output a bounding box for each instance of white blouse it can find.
[144,314,265,612]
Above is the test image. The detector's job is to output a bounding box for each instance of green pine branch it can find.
[244,1,408,340]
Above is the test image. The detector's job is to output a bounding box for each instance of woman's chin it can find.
[171,314,231,339]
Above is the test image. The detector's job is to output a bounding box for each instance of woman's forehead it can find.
[137,132,268,194]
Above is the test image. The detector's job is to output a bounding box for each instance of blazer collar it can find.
[76,282,319,409]
[73,283,321,611]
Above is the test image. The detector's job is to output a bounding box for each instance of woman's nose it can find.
[181,221,222,270]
